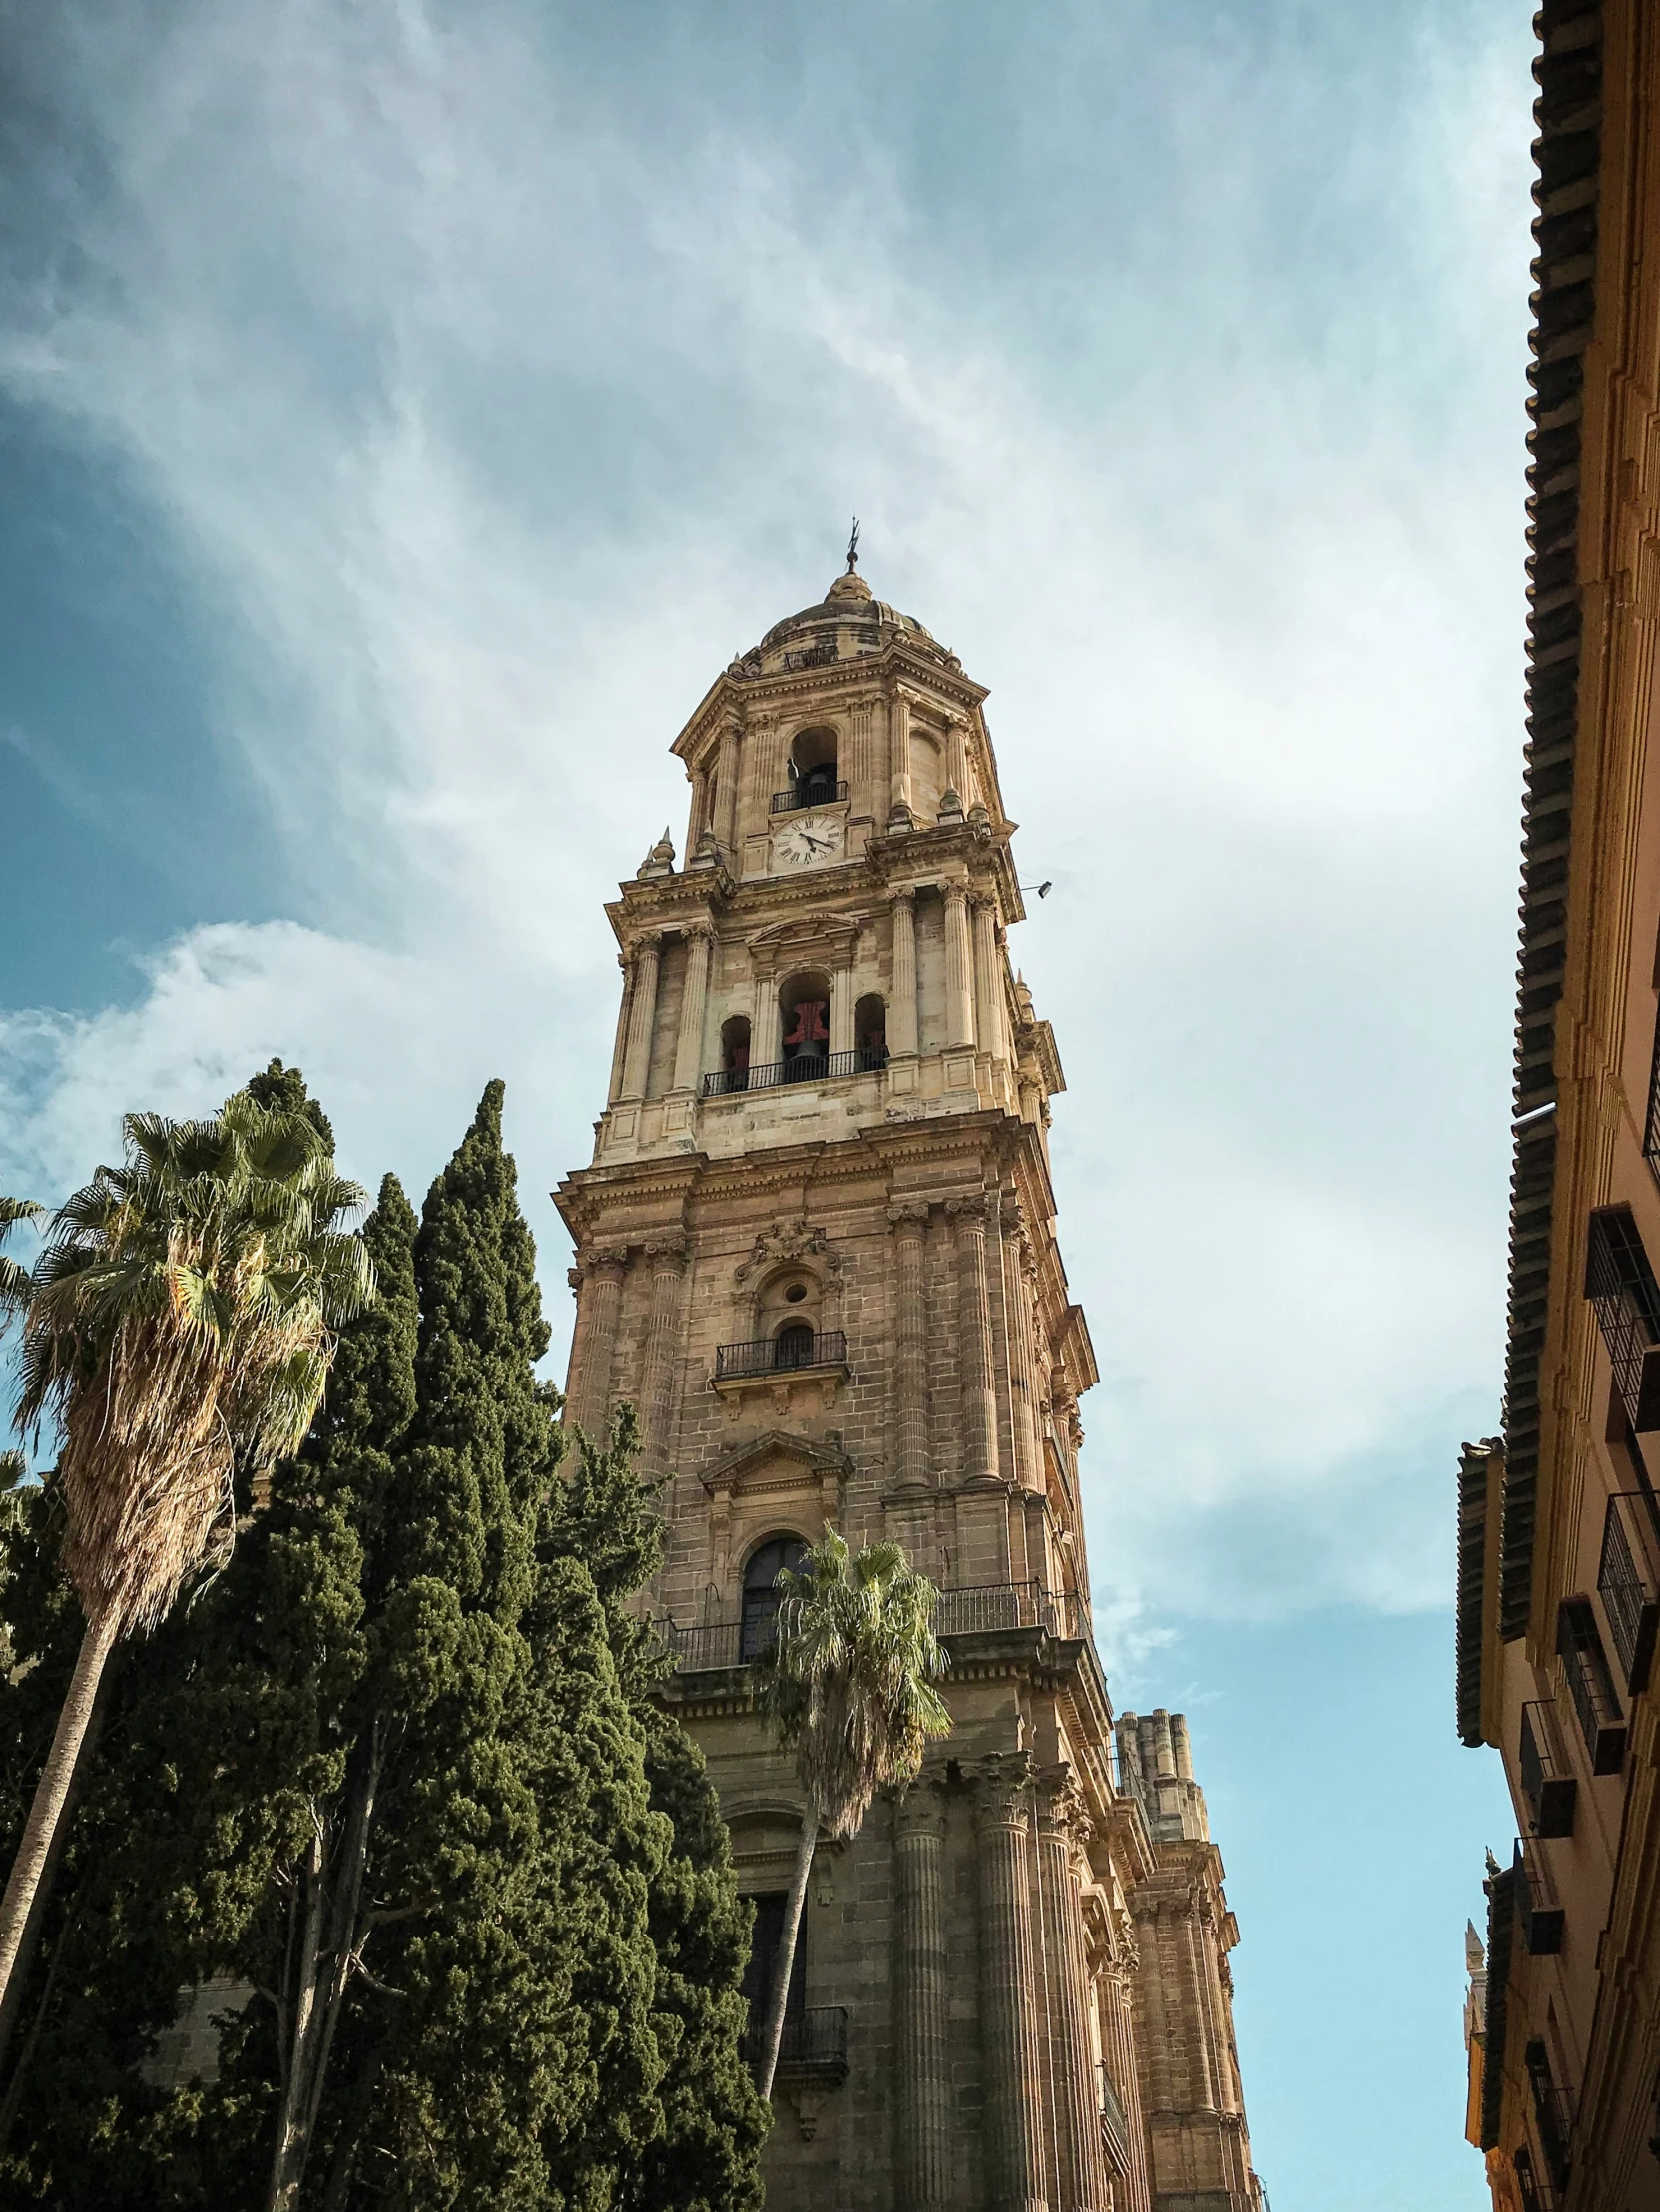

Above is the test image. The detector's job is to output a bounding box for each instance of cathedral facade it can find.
[554,557,1263,2212]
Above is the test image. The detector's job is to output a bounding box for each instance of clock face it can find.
[773,815,843,868]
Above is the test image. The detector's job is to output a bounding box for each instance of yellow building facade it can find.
[1460,5,1660,2207]
[554,554,1265,2210]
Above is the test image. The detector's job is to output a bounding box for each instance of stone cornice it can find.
[669,635,991,765]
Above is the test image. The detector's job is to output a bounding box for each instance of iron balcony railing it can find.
[1096,2066,1132,2177]
[1584,1205,1660,1431]
[739,2005,849,2077]
[715,1330,847,1380]
[1512,1837,1565,1957]
[1519,1702,1577,1838]
[658,1581,1087,1675]
[1557,1597,1627,1775]
[1598,1491,1660,1692]
[771,780,850,813]
[703,1048,887,1097]
[932,1580,1085,1640]
[1524,2037,1573,2196]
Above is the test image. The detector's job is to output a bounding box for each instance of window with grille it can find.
[1584,1206,1660,1431]
[1557,1597,1627,1775]
[1525,2038,1572,2196]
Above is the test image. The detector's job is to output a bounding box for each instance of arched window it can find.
[742,1534,809,1661]
[774,1321,816,1369]
[780,971,830,1078]
[718,1014,751,1094]
[789,726,840,810]
[854,992,887,1070]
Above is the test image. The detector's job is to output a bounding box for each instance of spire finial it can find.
[846,516,860,573]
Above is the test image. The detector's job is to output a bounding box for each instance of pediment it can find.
[745,914,860,958]
[701,1427,851,1497]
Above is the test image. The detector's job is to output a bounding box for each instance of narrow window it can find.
[1584,1206,1660,1431]
[717,1014,752,1094]
[1524,2038,1572,2195]
[1557,1597,1627,1774]
[740,1535,808,1661]
[854,992,888,1071]
[739,1890,807,2056]
[774,1321,816,1370]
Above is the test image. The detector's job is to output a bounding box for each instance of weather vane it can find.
[846,516,860,572]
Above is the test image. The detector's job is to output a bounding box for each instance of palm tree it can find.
[751,1528,951,2100]
[0,1093,374,2009]
[0,1197,42,1322]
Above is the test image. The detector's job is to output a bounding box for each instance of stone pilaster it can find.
[618,935,661,1102]
[830,948,855,1056]
[1099,1948,1154,2212]
[889,684,914,826]
[714,712,741,852]
[889,1201,931,1490]
[972,895,1005,1067]
[944,883,975,1047]
[671,923,714,1094]
[607,953,634,1105]
[894,1779,951,2211]
[639,1234,687,1466]
[848,693,880,823]
[889,887,919,1057]
[950,1196,1000,1488]
[1002,1194,1042,1494]
[974,1755,1050,2212]
[566,1245,627,1435]
[1036,1774,1109,2212]
[945,716,969,810]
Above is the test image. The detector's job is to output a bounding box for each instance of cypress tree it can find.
[0,1081,767,2210]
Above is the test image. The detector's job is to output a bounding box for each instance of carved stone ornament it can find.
[734,1219,842,1285]
[944,1193,991,1225]
[642,1230,688,1264]
[885,1199,932,1229]
[972,1751,1035,1829]
[577,1243,630,1277]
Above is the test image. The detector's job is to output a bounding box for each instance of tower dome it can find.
[730,555,956,679]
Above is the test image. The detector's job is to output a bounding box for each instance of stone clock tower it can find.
[554,555,1264,2212]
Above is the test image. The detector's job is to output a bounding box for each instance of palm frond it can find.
[756,1528,951,1839]
[13,1091,377,1636]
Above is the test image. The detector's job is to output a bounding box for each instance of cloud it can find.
[0,0,1535,1627]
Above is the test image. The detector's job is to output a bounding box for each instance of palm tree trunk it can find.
[756,1809,817,2101]
[0,1643,117,2090]
[0,1605,119,2012]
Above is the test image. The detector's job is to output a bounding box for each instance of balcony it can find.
[715,1330,847,1381]
[771,780,850,813]
[1558,1597,1627,1774]
[1598,1491,1660,1693]
[1096,2065,1132,2177]
[1512,1838,1565,1956]
[740,2005,849,2083]
[656,1580,1087,1677]
[1519,1702,1577,1838]
[702,1049,887,1097]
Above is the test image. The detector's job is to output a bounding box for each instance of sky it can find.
[0,1,1530,2203]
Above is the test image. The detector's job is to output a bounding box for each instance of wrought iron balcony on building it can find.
[702,1048,887,1097]
[1096,2065,1132,2178]
[1519,1702,1576,1839]
[771,780,850,812]
[1512,1837,1565,1956]
[657,1579,1087,1676]
[715,1330,847,1381]
[1597,1490,1660,1694]
[738,2005,849,2081]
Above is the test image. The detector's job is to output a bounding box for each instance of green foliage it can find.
[0,1077,767,2210]
[757,1527,951,1837]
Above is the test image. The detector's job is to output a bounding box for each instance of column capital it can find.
[892,1774,949,1840]
[945,1193,992,1225]
[887,1198,933,1229]
[971,1751,1035,1830]
[943,878,970,909]
[642,1231,687,1266]
[576,1242,630,1278]
[888,881,918,909]
[683,916,717,945]
[1035,1764,1094,1850]
[999,1190,1026,1234]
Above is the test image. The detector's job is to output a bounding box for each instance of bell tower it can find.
[554,556,1263,2212]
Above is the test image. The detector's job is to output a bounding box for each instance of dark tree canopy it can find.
[0,1077,767,2210]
